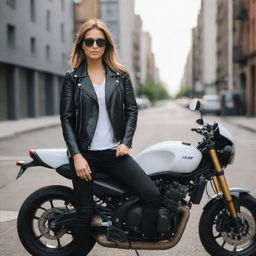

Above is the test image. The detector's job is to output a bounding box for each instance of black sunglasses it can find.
[83,38,107,47]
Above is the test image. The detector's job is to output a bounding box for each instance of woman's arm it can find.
[60,71,80,157]
[120,73,138,148]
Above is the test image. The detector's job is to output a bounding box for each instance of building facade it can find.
[74,0,101,33]
[216,0,229,92]
[100,0,120,51]
[139,31,150,85]
[246,0,256,115]
[233,0,256,116]
[0,0,74,120]
[100,0,136,88]
[201,0,217,94]
[192,12,203,94]
[180,49,193,90]
[118,0,136,87]
[181,0,255,116]
[133,15,142,86]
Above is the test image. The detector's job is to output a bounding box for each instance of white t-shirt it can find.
[89,78,120,150]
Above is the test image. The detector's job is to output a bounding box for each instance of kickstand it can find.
[135,249,140,256]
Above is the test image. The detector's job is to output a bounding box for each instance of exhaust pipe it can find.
[94,206,190,250]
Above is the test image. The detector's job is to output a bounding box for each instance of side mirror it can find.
[196,118,204,125]
[189,98,201,111]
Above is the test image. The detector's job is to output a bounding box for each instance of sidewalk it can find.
[221,116,256,133]
[0,115,255,141]
[0,116,60,141]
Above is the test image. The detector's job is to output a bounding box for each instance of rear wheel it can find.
[17,185,96,256]
[199,194,256,256]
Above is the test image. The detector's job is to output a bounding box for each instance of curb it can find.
[0,122,60,141]
[220,118,256,133]
[232,123,256,133]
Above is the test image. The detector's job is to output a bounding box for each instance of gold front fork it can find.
[209,148,238,218]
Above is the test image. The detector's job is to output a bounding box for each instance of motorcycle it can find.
[16,98,256,256]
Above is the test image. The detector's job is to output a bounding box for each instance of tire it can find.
[199,194,256,256]
[17,185,96,256]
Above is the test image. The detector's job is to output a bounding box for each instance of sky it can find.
[135,0,201,95]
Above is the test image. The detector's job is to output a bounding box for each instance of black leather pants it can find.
[69,149,161,256]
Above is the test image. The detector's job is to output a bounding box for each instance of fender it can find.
[203,188,250,211]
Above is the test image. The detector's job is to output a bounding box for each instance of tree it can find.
[175,87,193,99]
[137,78,170,102]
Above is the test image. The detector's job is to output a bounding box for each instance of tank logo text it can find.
[182,156,194,160]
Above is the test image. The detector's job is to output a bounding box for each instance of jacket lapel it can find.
[73,60,119,104]
[80,76,98,103]
[74,61,98,103]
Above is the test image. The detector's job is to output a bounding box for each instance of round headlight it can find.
[219,145,235,167]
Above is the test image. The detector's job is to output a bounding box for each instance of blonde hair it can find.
[69,18,129,75]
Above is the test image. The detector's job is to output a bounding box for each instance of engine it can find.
[126,181,188,235]
[161,181,188,211]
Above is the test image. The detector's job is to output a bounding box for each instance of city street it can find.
[0,100,255,256]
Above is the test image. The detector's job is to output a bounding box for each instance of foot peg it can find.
[107,226,127,243]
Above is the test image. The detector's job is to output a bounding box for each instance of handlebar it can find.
[191,123,215,137]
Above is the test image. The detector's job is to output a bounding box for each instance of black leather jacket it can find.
[60,60,138,157]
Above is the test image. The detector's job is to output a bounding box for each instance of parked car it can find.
[201,95,221,115]
[220,91,246,116]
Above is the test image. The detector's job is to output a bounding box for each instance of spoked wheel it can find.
[199,194,256,256]
[17,185,96,256]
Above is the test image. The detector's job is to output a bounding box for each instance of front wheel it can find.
[199,194,256,256]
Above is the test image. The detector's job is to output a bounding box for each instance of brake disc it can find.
[38,208,66,240]
[221,212,256,246]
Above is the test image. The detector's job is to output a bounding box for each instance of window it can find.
[30,37,36,56]
[107,9,112,15]
[30,0,36,22]
[61,0,64,11]
[46,10,50,31]
[62,53,66,66]
[46,45,50,61]
[60,23,65,42]
[6,0,15,8]
[7,24,15,49]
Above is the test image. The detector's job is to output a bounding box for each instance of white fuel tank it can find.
[135,141,202,175]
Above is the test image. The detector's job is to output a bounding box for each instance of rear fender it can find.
[16,160,39,179]
[203,188,250,212]
[16,150,53,179]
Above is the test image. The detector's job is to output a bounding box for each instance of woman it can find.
[60,18,161,256]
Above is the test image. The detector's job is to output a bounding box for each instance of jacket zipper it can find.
[88,104,99,148]
[78,89,99,148]
[78,90,83,137]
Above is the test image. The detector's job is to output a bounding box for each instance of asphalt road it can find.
[0,100,255,256]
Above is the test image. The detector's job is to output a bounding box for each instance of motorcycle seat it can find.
[56,164,129,196]
[31,149,129,196]
[31,148,69,169]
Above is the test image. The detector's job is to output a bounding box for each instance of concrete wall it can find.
[100,0,120,51]
[0,0,74,75]
[0,63,7,120]
[0,0,74,120]
[119,0,135,83]
[201,0,217,93]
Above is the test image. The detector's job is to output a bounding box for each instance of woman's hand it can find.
[116,144,129,157]
[73,154,92,181]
